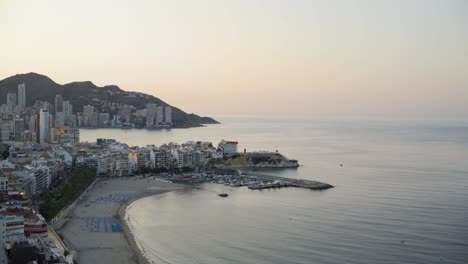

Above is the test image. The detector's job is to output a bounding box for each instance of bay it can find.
[80,115,468,264]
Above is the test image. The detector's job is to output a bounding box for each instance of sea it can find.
[80,115,468,264]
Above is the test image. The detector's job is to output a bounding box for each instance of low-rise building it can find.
[218,140,238,155]
[1,215,25,242]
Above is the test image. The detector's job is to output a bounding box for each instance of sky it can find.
[1,0,467,117]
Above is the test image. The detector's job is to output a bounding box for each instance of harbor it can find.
[169,170,334,191]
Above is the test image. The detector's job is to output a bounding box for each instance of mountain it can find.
[0,73,219,127]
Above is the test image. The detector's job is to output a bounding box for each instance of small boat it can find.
[218,193,229,197]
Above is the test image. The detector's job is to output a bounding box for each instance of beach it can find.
[56,177,184,264]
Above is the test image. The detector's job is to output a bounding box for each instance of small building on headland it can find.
[218,140,238,155]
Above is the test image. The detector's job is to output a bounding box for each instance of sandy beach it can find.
[56,177,184,264]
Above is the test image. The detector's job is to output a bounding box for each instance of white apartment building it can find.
[22,164,50,195]
[218,140,238,155]
[39,109,50,144]
[2,215,25,242]
[18,83,26,111]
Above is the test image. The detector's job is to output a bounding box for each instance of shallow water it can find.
[81,115,468,264]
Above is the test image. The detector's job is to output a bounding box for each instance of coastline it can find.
[56,177,184,264]
[77,121,219,131]
[116,192,155,264]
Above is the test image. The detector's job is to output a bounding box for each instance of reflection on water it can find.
[83,115,468,264]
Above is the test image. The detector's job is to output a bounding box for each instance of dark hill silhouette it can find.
[0,73,218,127]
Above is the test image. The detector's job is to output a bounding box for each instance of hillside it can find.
[0,73,218,127]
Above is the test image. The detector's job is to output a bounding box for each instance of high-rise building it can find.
[156,106,164,125]
[56,126,80,144]
[82,105,96,127]
[55,112,65,128]
[29,115,38,133]
[0,104,7,113]
[98,113,110,127]
[39,109,50,144]
[63,101,73,116]
[63,101,73,126]
[146,103,157,127]
[6,93,16,112]
[18,82,26,110]
[13,118,24,140]
[55,94,63,113]
[0,118,13,141]
[164,106,172,125]
[83,105,94,116]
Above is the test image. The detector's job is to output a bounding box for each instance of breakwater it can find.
[245,172,333,190]
[170,171,333,191]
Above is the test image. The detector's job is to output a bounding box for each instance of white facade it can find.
[22,164,50,195]
[114,158,129,177]
[149,150,156,168]
[219,140,238,155]
[2,215,25,242]
[97,157,109,176]
[18,82,26,111]
[39,109,50,144]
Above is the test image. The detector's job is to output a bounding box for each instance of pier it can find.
[170,171,333,191]
[244,172,334,190]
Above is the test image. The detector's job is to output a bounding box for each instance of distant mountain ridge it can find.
[0,72,219,128]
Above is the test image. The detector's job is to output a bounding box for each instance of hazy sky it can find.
[1,0,467,116]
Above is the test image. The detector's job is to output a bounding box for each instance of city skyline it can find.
[0,80,175,146]
[1,2,467,264]
[1,0,468,117]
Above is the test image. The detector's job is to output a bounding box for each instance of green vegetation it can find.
[1,144,9,160]
[181,166,195,173]
[2,149,9,160]
[136,166,195,175]
[151,167,169,174]
[136,167,152,175]
[250,154,283,165]
[39,167,96,221]
[208,153,285,167]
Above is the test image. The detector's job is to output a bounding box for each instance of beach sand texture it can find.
[57,177,183,264]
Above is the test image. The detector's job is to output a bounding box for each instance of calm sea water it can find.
[80,115,468,264]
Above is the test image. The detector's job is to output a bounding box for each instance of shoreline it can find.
[116,190,162,264]
[56,177,184,264]
[77,121,219,131]
[57,174,331,263]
